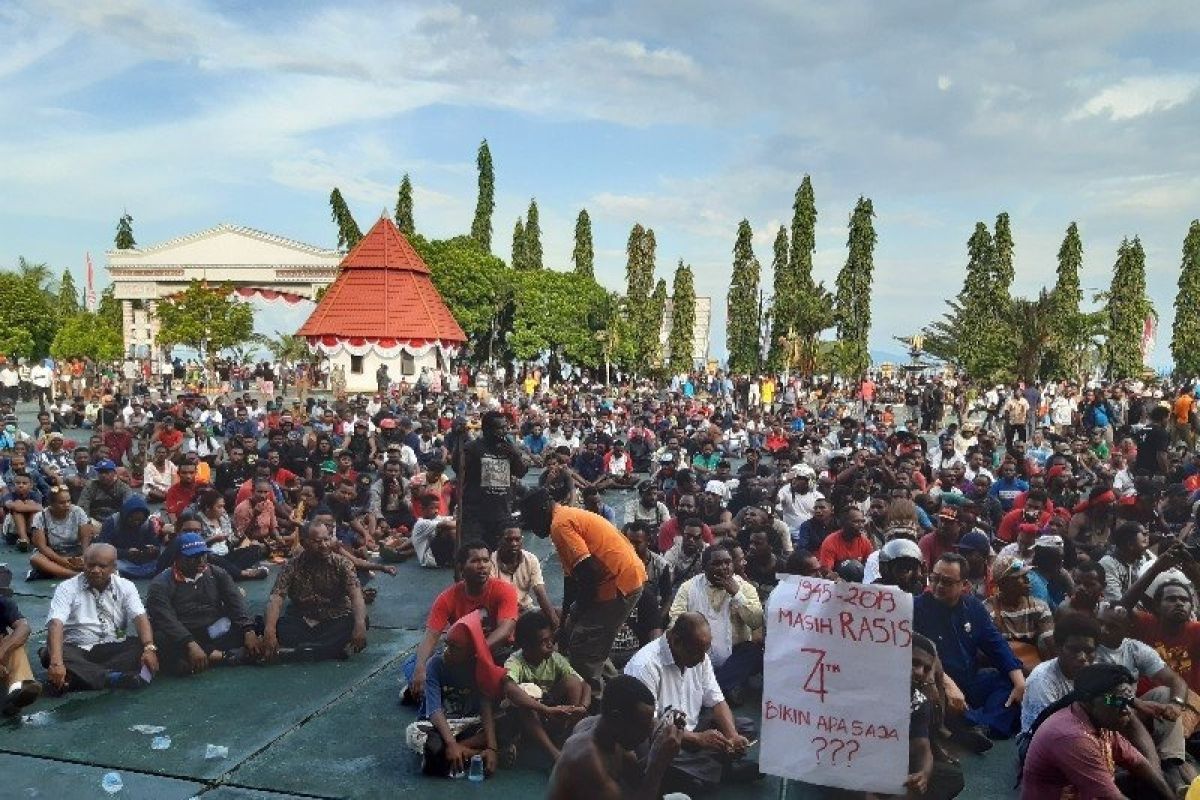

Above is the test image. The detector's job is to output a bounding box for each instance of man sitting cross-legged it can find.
[0,592,42,716]
[146,532,262,675]
[547,674,683,800]
[262,521,368,662]
[503,610,590,761]
[41,543,159,692]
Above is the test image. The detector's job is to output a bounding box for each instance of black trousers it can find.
[40,640,143,691]
[157,624,247,675]
[275,613,356,660]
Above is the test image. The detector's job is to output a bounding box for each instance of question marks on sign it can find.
[845,740,860,763]
[828,740,845,764]
[810,736,862,765]
[812,736,829,762]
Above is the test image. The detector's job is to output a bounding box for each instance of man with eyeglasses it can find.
[915,553,1025,752]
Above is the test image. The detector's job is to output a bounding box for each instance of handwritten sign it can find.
[760,576,913,794]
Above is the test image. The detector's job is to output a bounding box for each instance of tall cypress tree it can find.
[572,209,594,277]
[956,222,998,377]
[511,218,526,270]
[649,278,668,367]
[329,188,362,251]
[1106,237,1153,379]
[669,260,696,368]
[57,270,81,317]
[1172,221,1200,377]
[767,225,792,369]
[394,174,415,236]
[521,199,543,270]
[115,212,136,249]
[833,197,877,377]
[1045,222,1085,375]
[471,139,495,251]
[992,212,1015,302]
[1052,222,1084,314]
[727,220,762,373]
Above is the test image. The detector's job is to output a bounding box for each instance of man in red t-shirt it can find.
[817,508,875,571]
[1128,549,1200,695]
[403,540,518,702]
[164,460,200,519]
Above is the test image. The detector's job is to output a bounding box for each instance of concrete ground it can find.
[0,398,1018,798]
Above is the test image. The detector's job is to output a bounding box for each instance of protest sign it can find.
[760,575,913,794]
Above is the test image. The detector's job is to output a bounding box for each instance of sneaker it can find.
[2,680,42,716]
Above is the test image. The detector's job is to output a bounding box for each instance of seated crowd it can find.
[1,377,1199,799]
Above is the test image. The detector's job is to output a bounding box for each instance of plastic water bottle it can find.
[101,772,124,794]
[468,754,484,782]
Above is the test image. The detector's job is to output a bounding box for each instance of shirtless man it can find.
[547,674,682,800]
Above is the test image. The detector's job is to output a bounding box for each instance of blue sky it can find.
[1,1,1198,366]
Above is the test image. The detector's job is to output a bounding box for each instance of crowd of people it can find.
[2,365,1200,798]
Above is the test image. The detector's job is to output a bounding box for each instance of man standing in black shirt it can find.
[1134,405,1172,478]
[460,410,527,549]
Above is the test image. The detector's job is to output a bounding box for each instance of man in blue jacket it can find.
[915,553,1025,750]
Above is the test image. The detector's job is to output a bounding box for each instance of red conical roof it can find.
[297,217,466,344]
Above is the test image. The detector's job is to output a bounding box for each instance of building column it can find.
[121,300,134,358]
[146,300,162,364]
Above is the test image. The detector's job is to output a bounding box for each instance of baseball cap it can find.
[955,530,992,554]
[878,538,922,564]
[1034,535,1065,551]
[94,459,117,472]
[380,418,397,429]
[177,532,209,557]
[992,555,1033,582]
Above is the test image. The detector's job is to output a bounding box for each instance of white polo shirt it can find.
[47,573,146,651]
[624,634,724,732]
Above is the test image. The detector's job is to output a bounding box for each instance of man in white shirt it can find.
[624,613,757,795]
[0,364,18,405]
[30,362,53,411]
[775,466,822,541]
[668,545,763,699]
[41,543,159,692]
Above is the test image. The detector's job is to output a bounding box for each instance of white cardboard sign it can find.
[760,576,913,794]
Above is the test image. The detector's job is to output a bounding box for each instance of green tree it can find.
[0,271,58,357]
[471,139,495,251]
[155,280,254,360]
[669,260,696,368]
[727,219,761,373]
[1006,291,1058,383]
[511,218,526,270]
[97,286,123,330]
[521,199,543,270]
[508,269,609,367]
[412,234,512,364]
[1106,237,1154,379]
[51,312,123,361]
[1172,221,1200,377]
[394,174,415,236]
[992,212,1015,302]
[955,222,1004,377]
[329,188,362,251]
[648,278,668,368]
[115,212,136,249]
[833,197,877,377]
[1045,221,1088,378]
[766,225,792,369]
[572,209,594,277]
[622,224,660,370]
[56,269,81,317]
[16,257,52,294]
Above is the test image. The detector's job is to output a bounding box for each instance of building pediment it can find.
[107,224,341,269]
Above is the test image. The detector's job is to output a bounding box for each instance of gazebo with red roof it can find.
[297,217,466,392]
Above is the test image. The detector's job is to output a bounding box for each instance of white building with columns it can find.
[106,224,341,362]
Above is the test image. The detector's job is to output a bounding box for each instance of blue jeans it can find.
[714,641,763,695]
[961,667,1019,737]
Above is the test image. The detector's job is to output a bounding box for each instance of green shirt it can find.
[504,650,579,693]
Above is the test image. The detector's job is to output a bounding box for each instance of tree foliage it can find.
[51,312,123,362]
[508,269,610,365]
[766,225,792,369]
[669,261,696,368]
[115,212,136,249]
[394,174,415,236]
[992,212,1015,302]
[624,224,660,370]
[648,278,668,368]
[329,188,362,251]
[833,197,876,377]
[511,219,526,270]
[727,219,762,373]
[0,270,57,358]
[572,209,594,277]
[1106,237,1153,379]
[155,280,254,358]
[1172,221,1200,377]
[56,269,81,318]
[1044,221,1093,379]
[471,139,495,251]
[521,199,543,270]
[413,234,512,364]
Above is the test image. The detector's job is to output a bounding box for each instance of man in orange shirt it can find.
[817,507,876,572]
[1172,386,1195,448]
[521,478,646,693]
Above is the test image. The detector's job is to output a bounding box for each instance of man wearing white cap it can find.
[775,465,821,543]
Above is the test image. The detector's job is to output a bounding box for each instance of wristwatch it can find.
[143,643,158,652]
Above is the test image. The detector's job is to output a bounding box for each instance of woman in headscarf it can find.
[1020,663,1174,799]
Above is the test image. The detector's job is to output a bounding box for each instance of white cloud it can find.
[1069,74,1200,121]
[937,75,952,91]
